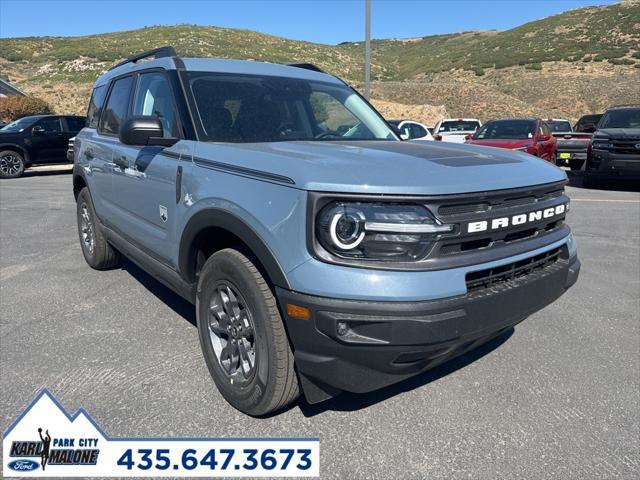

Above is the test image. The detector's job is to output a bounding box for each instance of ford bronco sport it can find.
[73,47,580,416]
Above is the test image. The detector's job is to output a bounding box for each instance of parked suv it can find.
[433,118,481,143]
[73,47,580,416]
[0,115,86,178]
[585,105,640,186]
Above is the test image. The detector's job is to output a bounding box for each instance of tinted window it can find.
[36,117,62,133]
[474,120,537,140]
[87,85,108,128]
[438,120,480,132]
[188,72,394,143]
[599,108,640,129]
[541,122,551,135]
[132,72,177,138]
[575,114,602,132]
[0,116,39,132]
[546,120,571,132]
[99,76,134,135]
[409,123,427,138]
[65,117,86,132]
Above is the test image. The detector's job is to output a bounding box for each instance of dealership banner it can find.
[3,390,319,477]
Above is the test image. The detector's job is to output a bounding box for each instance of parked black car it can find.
[0,115,85,178]
[585,106,640,186]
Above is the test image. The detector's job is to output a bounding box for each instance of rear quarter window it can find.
[86,85,108,128]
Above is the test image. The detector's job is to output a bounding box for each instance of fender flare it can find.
[179,208,291,289]
[72,164,89,199]
[0,143,30,164]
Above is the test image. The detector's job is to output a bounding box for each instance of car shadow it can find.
[120,258,196,327]
[566,170,640,192]
[296,328,514,417]
[117,257,514,418]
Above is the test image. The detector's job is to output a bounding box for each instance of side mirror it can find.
[32,125,45,135]
[465,134,473,140]
[119,116,177,147]
[539,134,551,141]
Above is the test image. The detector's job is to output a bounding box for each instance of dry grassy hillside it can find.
[1,1,638,124]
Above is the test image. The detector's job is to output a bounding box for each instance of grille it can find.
[610,139,640,155]
[465,247,563,293]
[438,188,563,217]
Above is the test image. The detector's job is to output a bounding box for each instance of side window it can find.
[310,91,360,132]
[132,72,177,138]
[65,117,86,132]
[540,122,551,136]
[35,117,62,133]
[86,85,107,128]
[410,123,427,139]
[99,76,134,135]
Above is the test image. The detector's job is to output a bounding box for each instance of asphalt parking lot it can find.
[1,167,638,479]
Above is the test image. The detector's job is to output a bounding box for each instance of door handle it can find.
[175,166,183,203]
[113,156,128,169]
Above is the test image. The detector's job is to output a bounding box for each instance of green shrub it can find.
[473,67,485,76]
[582,56,592,62]
[525,63,543,70]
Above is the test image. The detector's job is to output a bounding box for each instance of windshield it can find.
[0,116,39,133]
[187,72,396,142]
[599,108,640,129]
[474,120,537,140]
[438,120,480,133]
[546,120,572,133]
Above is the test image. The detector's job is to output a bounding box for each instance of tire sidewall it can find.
[0,150,25,179]
[76,189,98,266]
[196,252,276,414]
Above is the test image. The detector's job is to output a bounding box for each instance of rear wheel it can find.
[76,187,120,269]
[196,248,299,416]
[0,150,25,179]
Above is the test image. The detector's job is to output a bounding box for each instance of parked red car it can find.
[465,118,557,162]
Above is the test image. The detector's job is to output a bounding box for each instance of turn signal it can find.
[287,303,311,321]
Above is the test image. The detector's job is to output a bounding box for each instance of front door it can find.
[109,71,186,266]
[30,117,67,162]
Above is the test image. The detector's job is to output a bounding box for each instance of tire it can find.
[0,150,25,179]
[569,159,585,171]
[196,248,299,416]
[76,187,120,269]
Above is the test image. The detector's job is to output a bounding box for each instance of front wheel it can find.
[0,150,25,179]
[196,248,299,416]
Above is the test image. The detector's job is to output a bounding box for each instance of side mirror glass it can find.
[119,116,176,147]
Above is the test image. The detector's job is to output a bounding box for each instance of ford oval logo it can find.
[8,459,39,471]
[635,143,640,149]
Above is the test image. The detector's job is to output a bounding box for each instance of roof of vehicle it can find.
[439,118,480,122]
[546,118,570,122]
[485,117,539,122]
[604,104,640,111]
[96,56,344,88]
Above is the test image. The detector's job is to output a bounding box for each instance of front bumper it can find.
[278,253,580,404]
[587,151,640,179]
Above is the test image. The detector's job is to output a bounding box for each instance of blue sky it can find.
[0,0,618,43]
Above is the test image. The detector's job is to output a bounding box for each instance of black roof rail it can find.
[286,63,325,73]
[109,46,177,71]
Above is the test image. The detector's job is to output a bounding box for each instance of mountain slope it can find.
[0,1,638,122]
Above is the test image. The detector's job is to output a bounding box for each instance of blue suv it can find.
[73,47,580,416]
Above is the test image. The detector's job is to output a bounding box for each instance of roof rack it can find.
[286,63,325,73]
[109,46,177,71]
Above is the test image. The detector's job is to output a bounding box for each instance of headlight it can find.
[591,140,610,150]
[316,202,453,262]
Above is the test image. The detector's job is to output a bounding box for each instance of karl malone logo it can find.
[3,389,102,475]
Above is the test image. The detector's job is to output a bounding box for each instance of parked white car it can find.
[433,118,482,143]
[388,119,434,141]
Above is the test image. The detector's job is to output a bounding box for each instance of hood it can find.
[595,128,640,139]
[466,138,533,149]
[192,140,566,195]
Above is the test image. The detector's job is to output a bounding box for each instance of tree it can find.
[0,96,55,122]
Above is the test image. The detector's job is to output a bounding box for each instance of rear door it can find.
[108,70,185,265]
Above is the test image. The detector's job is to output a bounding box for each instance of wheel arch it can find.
[0,143,30,164]
[179,208,291,290]
[72,165,88,201]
